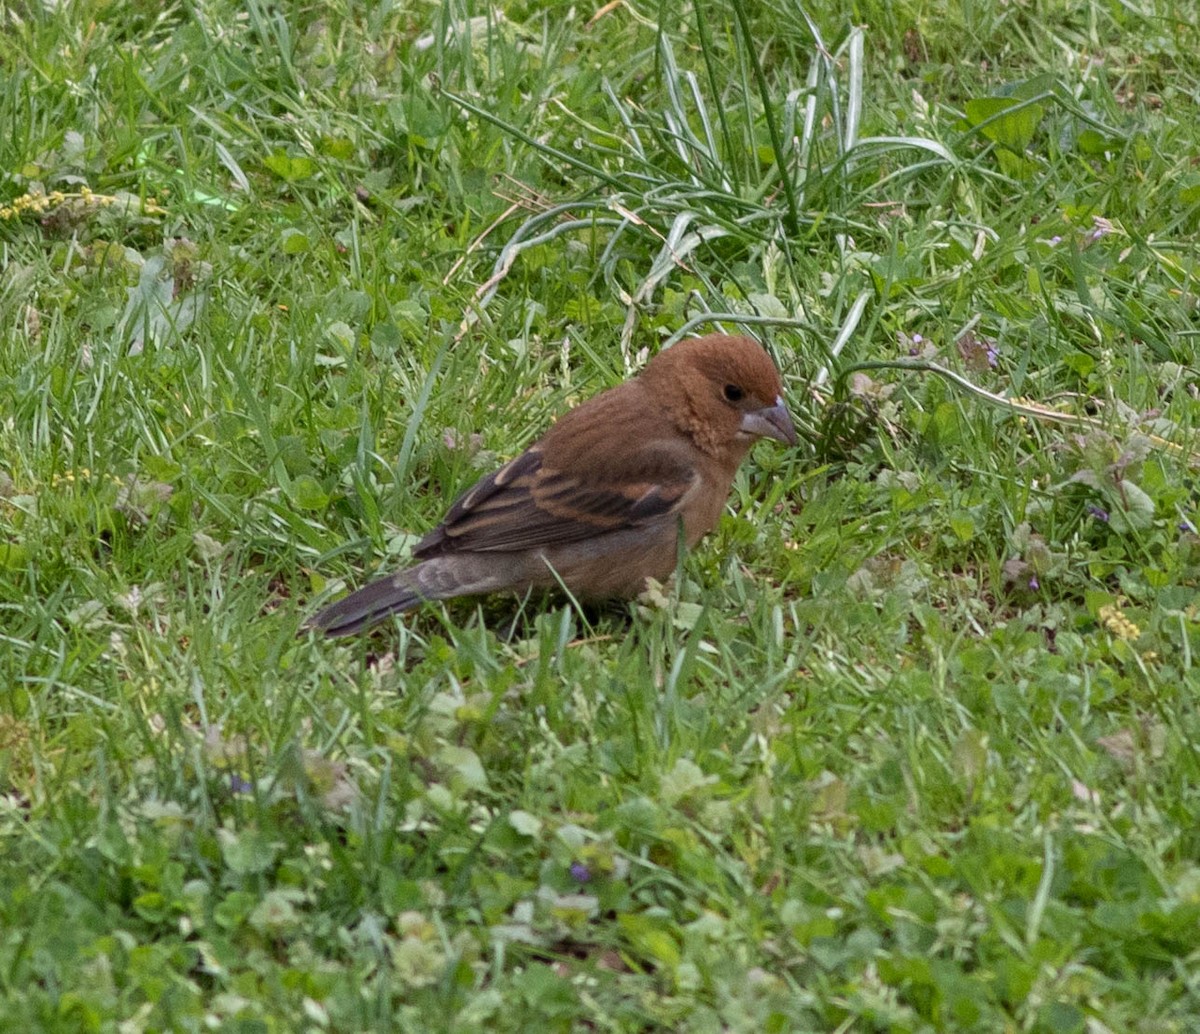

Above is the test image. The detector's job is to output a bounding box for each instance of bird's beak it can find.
[740,396,797,446]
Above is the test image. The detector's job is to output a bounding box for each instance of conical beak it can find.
[740,397,796,446]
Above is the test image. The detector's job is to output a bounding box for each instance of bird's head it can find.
[641,334,796,457]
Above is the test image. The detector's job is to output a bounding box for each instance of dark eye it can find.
[723,383,745,403]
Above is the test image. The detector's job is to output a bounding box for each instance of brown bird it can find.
[306,333,795,636]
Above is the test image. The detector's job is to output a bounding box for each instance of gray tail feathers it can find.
[305,565,432,637]
[303,556,516,637]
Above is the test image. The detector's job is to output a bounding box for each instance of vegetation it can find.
[2,0,1199,1029]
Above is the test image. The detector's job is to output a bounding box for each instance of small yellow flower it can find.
[0,185,165,221]
[1098,604,1140,640]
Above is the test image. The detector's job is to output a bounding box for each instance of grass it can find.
[2,0,1200,1030]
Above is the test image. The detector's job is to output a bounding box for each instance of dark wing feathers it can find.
[449,451,536,515]
[414,443,697,558]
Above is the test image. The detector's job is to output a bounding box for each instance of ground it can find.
[2,0,1199,1030]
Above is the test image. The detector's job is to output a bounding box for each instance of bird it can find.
[305,333,796,636]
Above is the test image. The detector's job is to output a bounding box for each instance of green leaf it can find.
[997,148,1040,179]
[512,964,577,1017]
[965,96,1044,152]
[279,227,310,255]
[214,890,259,930]
[1110,480,1155,532]
[248,890,301,934]
[218,828,278,875]
[660,757,715,805]
[508,810,542,837]
[1062,352,1096,378]
[388,96,449,148]
[263,150,315,182]
[286,475,329,511]
[1179,176,1200,205]
[1038,1001,1085,1034]
[1076,129,1115,156]
[953,728,988,797]
[618,914,681,968]
[0,539,28,569]
[1009,72,1056,100]
[318,135,355,160]
[949,514,975,542]
[132,892,168,923]
[438,744,489,792]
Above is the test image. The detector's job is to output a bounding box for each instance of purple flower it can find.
[230,774,254,794]
[1087,505,1110,522]
[569,862,592,884]
[1028,576,1040,591]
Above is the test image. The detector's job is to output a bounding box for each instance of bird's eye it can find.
[723,384,745,403]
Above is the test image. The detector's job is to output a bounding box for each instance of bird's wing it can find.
[413,443,698,556]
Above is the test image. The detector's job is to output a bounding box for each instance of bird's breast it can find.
[679,467,737,547]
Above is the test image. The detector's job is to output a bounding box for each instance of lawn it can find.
[2,0,1200,1030]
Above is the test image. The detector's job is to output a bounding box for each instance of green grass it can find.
[3,0,1200,1030]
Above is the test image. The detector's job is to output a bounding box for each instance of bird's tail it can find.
[303,557,508,637]
[304,567,428,637]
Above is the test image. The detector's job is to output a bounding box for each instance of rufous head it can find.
[640,334,796,457]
